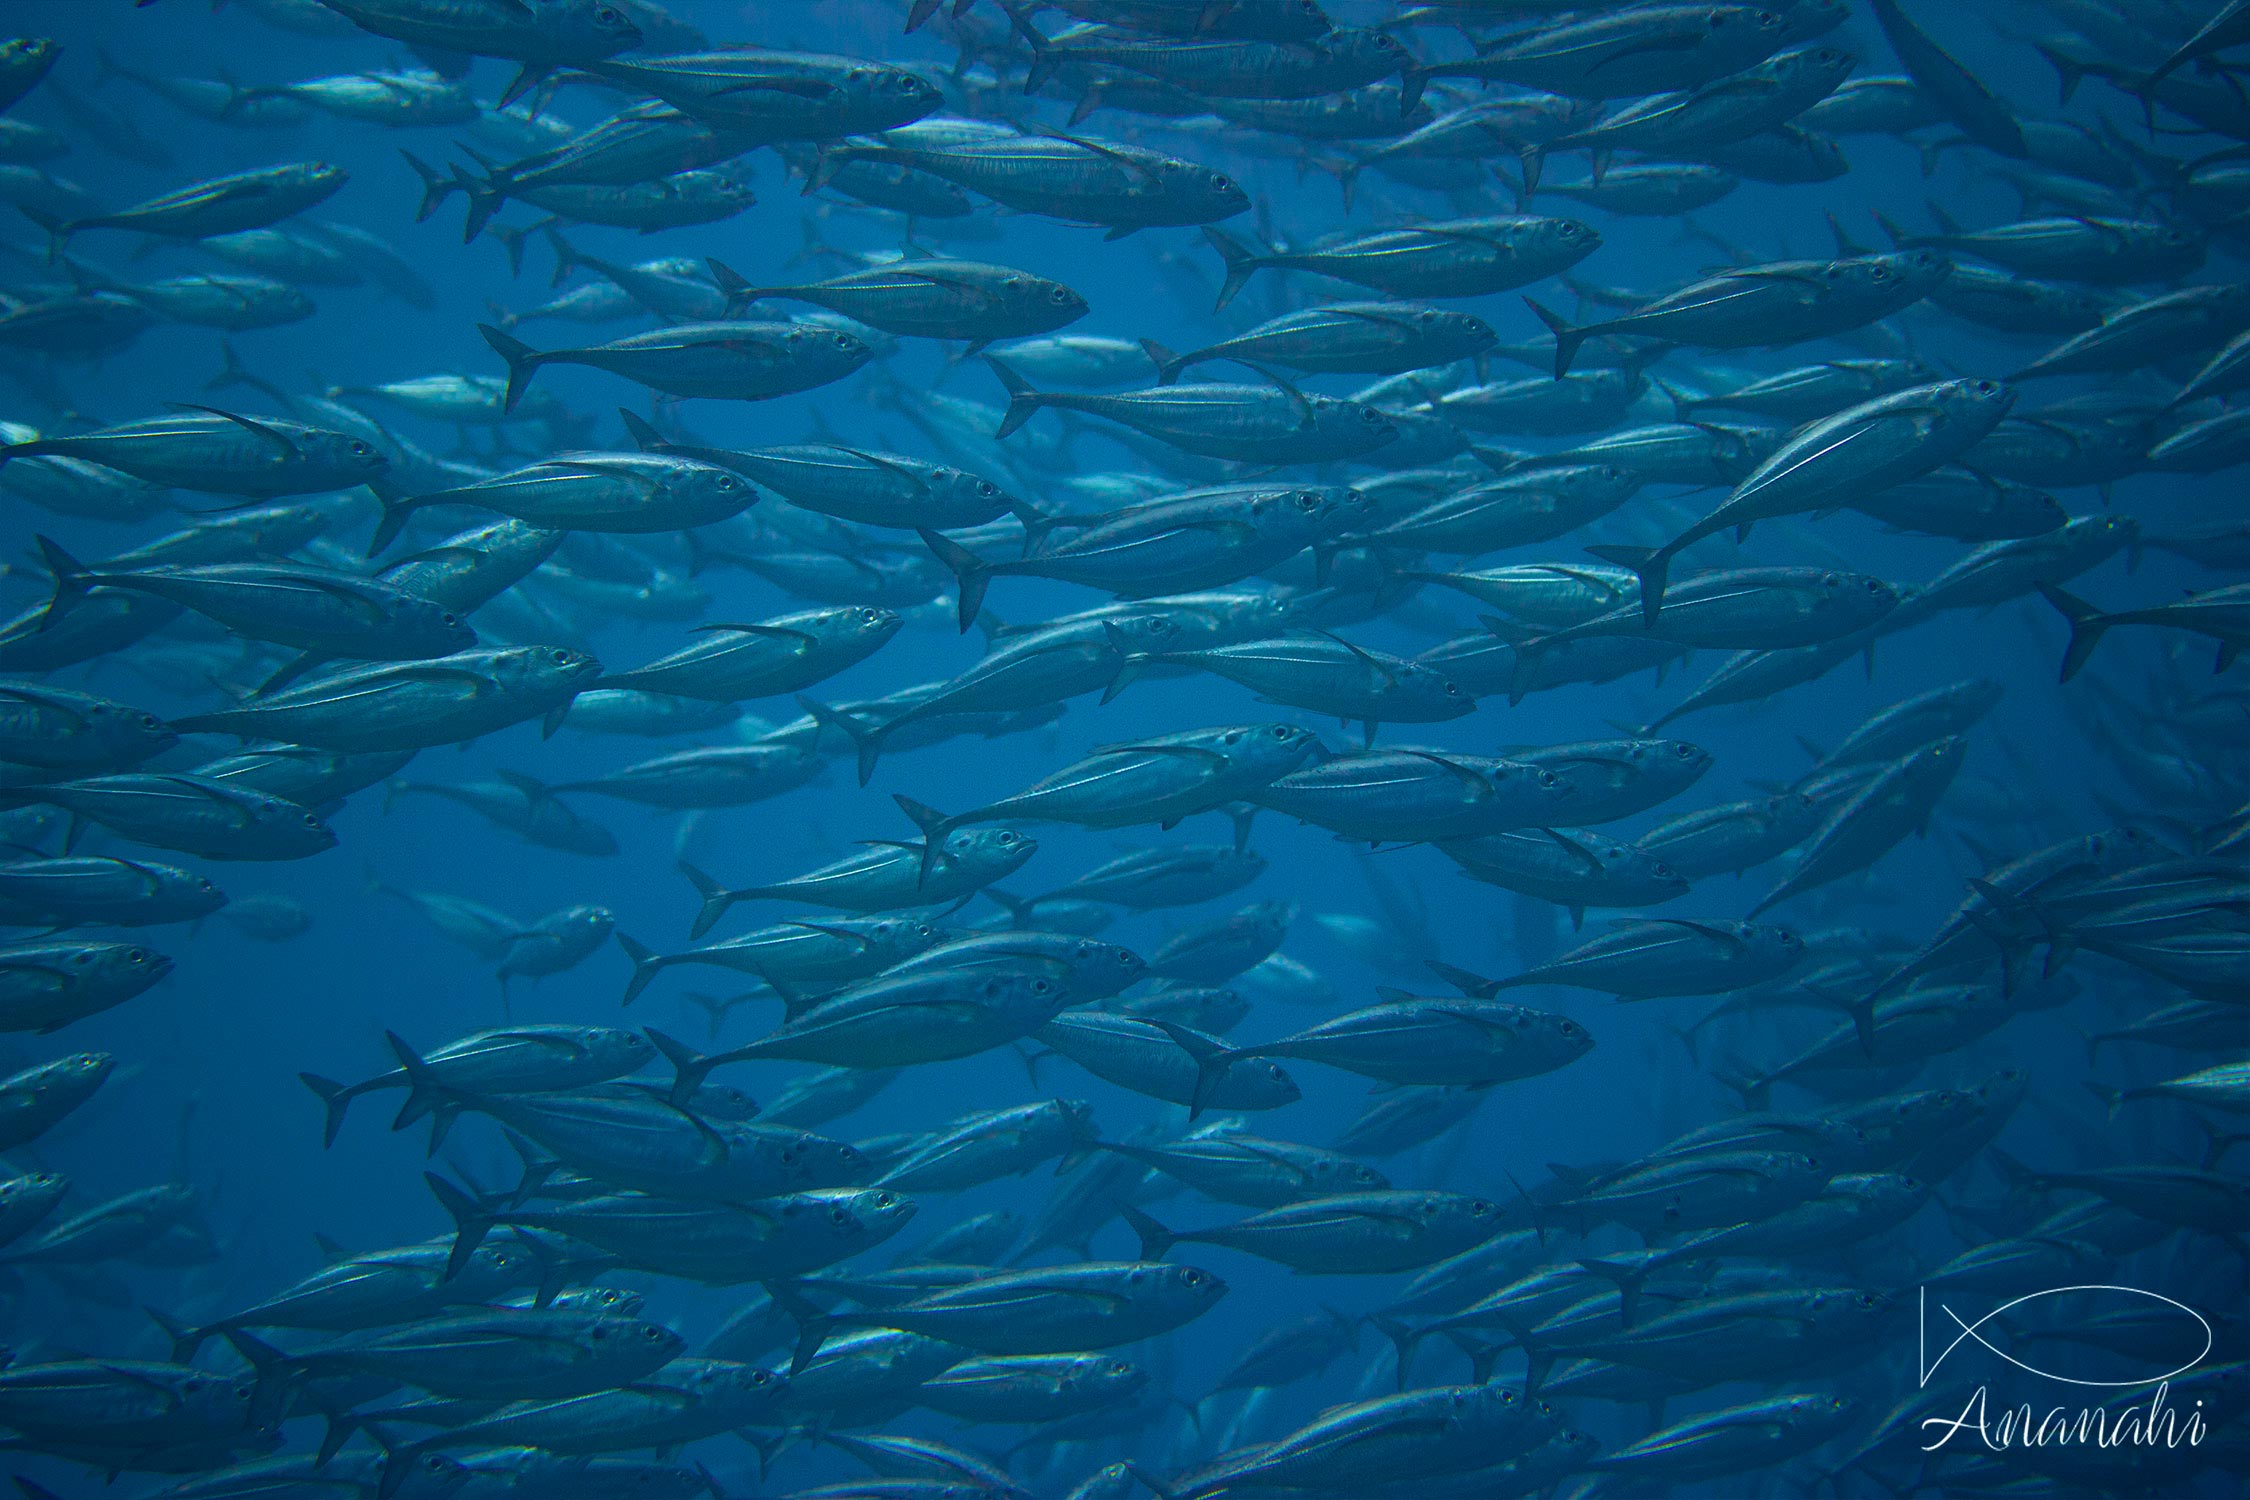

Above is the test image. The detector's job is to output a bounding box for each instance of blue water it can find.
[1,1,2242,1496]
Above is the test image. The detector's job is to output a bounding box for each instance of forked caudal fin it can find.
[1583,542,1671,626]
[476,322,545,416]
[2034,581,2112,682]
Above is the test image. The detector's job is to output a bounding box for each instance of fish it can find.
[8,3,2241,1495]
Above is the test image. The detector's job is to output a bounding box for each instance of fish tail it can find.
[1521,296,1584,378]
[1399,64,1430,115]
[1578,1255,1652,1326]
[476,322,543,416]
[423,1170,495,1281]
[366,1421,431,1500]
[891,794,959,886]
[645,1025,716,1105]
[485,219,533,279]
[1584,542,1670,626]
[2035,582,2109,682]
[1140,336,1188,386]
[1369,1314,1422,1390]
[613,930,668,1007]
[1148,1018,1239,1121]
[363,485,422,558]
[1424,958,1503,999]
[297,1071,356,1148]
[144,1305,206,1364]
[1004,7,1061,95]
[1200,225,1261,312]
[705,254,758,316]
[397,149,459,224]
[16,204,71,262]
[680,991,736,1042]
[982,353,1047,439]
[678,860,738,940]
[917,526,993,633]
[1869,207,1914,249]
[32,534,94,632]
[1711,1061,1771,1113]
[453,149,507,244]
[2083,1080,2126,1122]
[382,1029,448,1137]
[906,0,943,29]
[797,695,887,787]
[1119,1203,1177,1262]
[2037,43,2088,103]
[204,338,291,406]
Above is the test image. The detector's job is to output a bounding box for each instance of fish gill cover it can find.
[0,0,2240,1496]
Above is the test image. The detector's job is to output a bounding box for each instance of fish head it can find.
[774,1128,872,1187]
[0,1170,63,1207]
[302,424,391,481]
[0,38,56,75]
[80,696,179,760]
[831,1185,918,1242]
[1105,610,1189,655]
[1169,157,1250,220]
[597,1024,661,1074]
[934,465,1020,520]
[1144,1260,1227,1312]
[398,594,479,656]
[848,65,944,132]
[1783,43,1859,90]
[548,0,645,60]
[1243,1056,1301,1107]
[1212,721,1324,780]
[789,322,875,377]
[78,940,172,992]
[1002,270,1088,329]
[557,1284,643,1314]
[1749,921,1805,966]
[594,1314,688,1367]
[257,797,338,854]
[467,1235,541,1288]
[1646,737,1711,781]
[949,825,1037,878]
[1522,214,1602,262]
[504,643,605,697]
[1812,569,1900,628]
[288,160,350,197]
[1085,1355,1148,1400]
[1066,938,1146,996]
[1775,0,1850,40]
[669,458,754,514]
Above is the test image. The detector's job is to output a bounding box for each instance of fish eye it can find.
[72,952,91,966]
[128,949,147,963]
[1210,174,1233,192]
[715,475,736,489]
[301,812,322,828]
[440,612,462,628]
[1180,1269,1203,1284]
[832,333,853,349]
[644,1326,665,1340]
[140,712,160,728]
[551,649,572,662]
[1675,743,1696,758]
[1048,286,1072,303]
[349,439,374,455]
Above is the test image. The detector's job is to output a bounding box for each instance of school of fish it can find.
[0,0,2243,1496]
